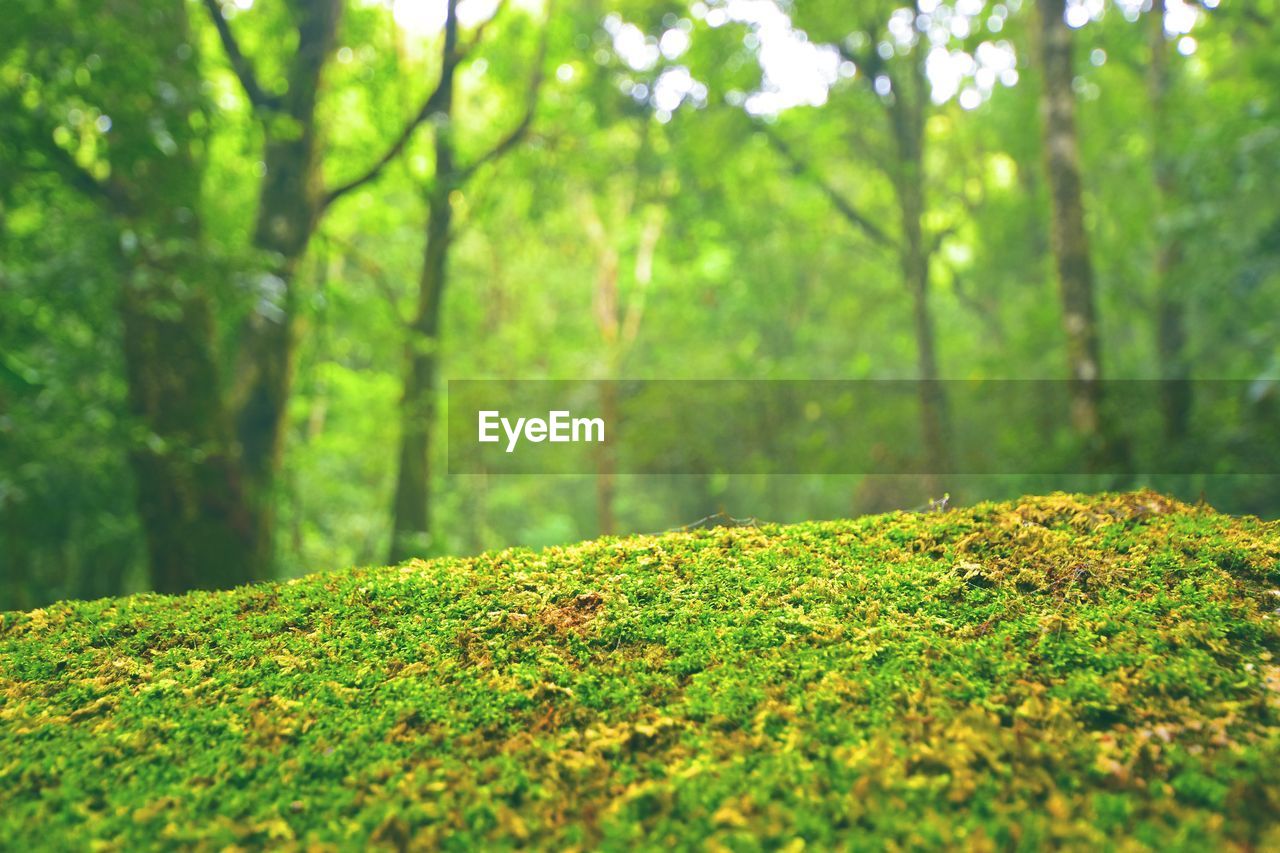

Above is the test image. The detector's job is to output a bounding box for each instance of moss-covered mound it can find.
[3,492,1280,850]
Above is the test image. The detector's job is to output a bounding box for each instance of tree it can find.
[388,0,547,561]
[760,1,956,492]
[1147,0,1190,440]
[10,0,477,589]
[6,0,258,592]
[200,0,343,578]
[577,124,668,535]
[1035,0,1122,467]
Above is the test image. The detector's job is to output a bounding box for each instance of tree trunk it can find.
[595,379,619,536]
[889,78,950,492]
[389,13,460,562]
[590,214,621,537]
[114,0,257,593]
[1149,0,1191,441]
[390,182,453,561]
[233,0,343,578]
[1037,0,1119,468]
[902,191,949,491]
[120,264,256,594]
[584,186,662,538]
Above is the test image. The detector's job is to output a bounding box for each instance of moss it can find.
[2,491,1279,850]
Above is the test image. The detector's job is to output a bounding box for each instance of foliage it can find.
[3,491,1279,849]
[3,1,1280,606]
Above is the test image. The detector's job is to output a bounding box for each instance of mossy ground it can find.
[3,491,1280,850]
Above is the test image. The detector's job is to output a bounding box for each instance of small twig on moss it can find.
[908,492,951,513]
[665,511,762,533]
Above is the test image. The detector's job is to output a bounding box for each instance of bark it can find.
[583,183,664,537]
[232,0,343,577]
[584,193,623,537]
[1149,0,1191,440]
[389,6,460,562]
[120,260,256,594]
[389,179,453,561]
[593,240,620,537]
[1037,0,1123,468]
[595,380,619,536]
[387,0,542,559]
[759,63,951,495]
[888,68,951,491]
[114,1,257,593]
[31,0,342,593]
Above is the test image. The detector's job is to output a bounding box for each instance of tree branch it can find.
[457,0,509,60]
[37,137,116,204]
[321,78,450,209]
[200,0,280,112]
[930,224,956,257]
[757,124,896,249]
[457,12,550,183]
[948,266,1006,345]
[321,0,461,211]
[3,94,128,210]
[836,41,885,86]
[317,230,411,326]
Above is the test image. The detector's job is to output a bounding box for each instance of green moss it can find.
[3,491,1279,850]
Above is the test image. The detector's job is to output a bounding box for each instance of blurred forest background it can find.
[2,0,1278,609]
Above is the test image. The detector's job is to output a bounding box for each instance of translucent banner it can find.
[446,379,1280,475]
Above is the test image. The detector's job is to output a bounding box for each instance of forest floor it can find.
[2,491,1279,850]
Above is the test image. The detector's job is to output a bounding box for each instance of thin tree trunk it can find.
[233,0,343,578]
[389,181,453,561]
[589,207,621,537]
[889,78,950,492]
[384,1,541,559]
[902,192,949,490]
[389,10,460,562]
[1149,0,1191,441]
[756,68,950,495]
[595,379,619,536]
[583,183,663,537]
[1037,0,1116,467]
